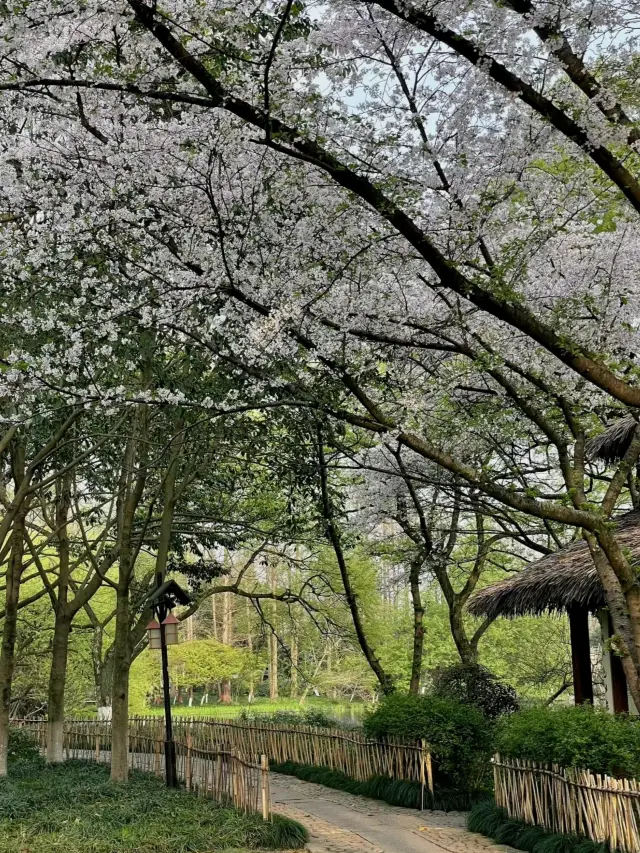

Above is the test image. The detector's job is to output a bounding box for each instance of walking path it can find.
[270,773,519,853]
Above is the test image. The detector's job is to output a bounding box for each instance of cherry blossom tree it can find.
[2,0,640,709]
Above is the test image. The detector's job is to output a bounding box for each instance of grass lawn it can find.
[0,758,307,853]
[132,697,367,722]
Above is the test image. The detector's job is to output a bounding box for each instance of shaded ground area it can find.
[0,759,306,853]
[271,772,519,853]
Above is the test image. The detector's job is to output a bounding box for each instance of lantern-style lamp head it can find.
[162,613,180,646]
[146,619,162,650]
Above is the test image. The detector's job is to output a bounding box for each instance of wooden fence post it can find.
[231,749,239,808]
[261,754,270,821]
[186,734,193,792]
[426,750,434,799]
[420,740,425,811]
[154,737,162,778]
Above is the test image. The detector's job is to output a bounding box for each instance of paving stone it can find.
[270,772,519,853]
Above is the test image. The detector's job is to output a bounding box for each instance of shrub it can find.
[239,708,336,728]
[7,727,41,762]
[467,802,609,853]
[496,704,640,778]
[270,760,479,811]
[431,664,519,719]
[363,693,493,793]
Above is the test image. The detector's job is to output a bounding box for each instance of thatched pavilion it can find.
[468,510,640,714]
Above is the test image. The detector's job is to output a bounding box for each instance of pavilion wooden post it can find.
[608,615,630,714]
[568,606,594,705]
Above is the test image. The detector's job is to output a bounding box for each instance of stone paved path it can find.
[270,773,519,853]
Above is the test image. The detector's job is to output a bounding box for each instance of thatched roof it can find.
[586,416,639,464]
[468,511,640,620]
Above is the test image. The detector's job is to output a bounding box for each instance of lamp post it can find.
[145,578,190,789]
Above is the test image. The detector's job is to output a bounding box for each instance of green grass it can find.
[131,698,367,722]
[270,760,485,812]
[0,758,308,853]
[467,801,610,853]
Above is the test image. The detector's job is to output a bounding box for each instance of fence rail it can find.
[494,753,640,853]
[130,716,433,799]
[14,718,270,819]
[15,716,432,812]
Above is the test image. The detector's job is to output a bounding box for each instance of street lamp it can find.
[146,620,162,649]
[161,614,180,646]
[145,578,190,788]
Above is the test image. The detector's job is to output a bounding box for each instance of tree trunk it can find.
[246,597,254,702]
[318,432,394,694]
[408,557,425,694]
[290,631,298,698]
[97,642,112,708]
[269,630,279,700]
[449,599,477,665]
[47,615,72,762]
[47,473,72,763]
[269,566,278,700]
[211,595,218,640]
[0,495,27,776]
[110,587,131,782]
[220,591,233,704]
[219,679,232,704]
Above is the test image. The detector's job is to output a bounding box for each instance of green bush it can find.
[271,760,479,811]
[431,664,519,719]
[467,801,608,853]
[239,708,337,728]
[363,693,493,793]
[7,727,41,762]
[496,704,640,778]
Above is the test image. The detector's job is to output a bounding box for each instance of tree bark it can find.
[318,430,394,694]
[0,442,27,777]
[449,600,478,666]
[110,412,148,783]
[268,566,278,700]
[290,630,299,698]
[408,556,425,694]
[47,473,72,763]
[220,590,233,703]
[246,597,254,702]
[47,616,72,762]
[110,586,131,782]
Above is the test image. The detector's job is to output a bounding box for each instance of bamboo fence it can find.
[13,718,270,819]
[494,754,640,853]
[131,716,433,802]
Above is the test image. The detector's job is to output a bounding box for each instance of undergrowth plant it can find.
[467,801,609,853]
[0,758,308,853]
[271,760,485,811]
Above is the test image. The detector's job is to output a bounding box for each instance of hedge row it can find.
[468,801,609,853]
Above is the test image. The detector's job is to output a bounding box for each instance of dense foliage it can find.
[468,801,608,853]
[363,694,493,794]
[496,706,640,778]
[239,708,338,728]
[1,0,640,797]
[6,729,40,763]
[0,758,307,853]
[431,665,519,720]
